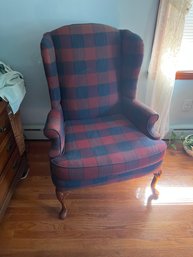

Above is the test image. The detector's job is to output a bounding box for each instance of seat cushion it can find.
[51,114,166,189]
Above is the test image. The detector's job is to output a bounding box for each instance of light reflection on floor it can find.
[144,186,193,205]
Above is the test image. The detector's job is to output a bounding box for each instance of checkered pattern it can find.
[41,24,143,119]
[122,98,160,139]
[44,106,65,158]
[120,30,144,99]
[41,23,166,191]
[41,34,61,109]
[50,114,166,189]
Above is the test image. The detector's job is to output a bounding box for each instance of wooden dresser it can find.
[0,101,28,220]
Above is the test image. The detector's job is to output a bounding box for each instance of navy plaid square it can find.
[94,32,108,46]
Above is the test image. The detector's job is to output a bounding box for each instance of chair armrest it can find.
[122,98,160,140]
[44,108,65,158]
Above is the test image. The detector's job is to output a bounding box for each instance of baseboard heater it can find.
[24,125,193,140]
[165,128,193,140]
[23,125,47,140]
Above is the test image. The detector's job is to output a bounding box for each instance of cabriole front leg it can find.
[151,170,162,198]
[55,188,67,219]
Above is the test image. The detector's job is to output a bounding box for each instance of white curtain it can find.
[146,0,192,138]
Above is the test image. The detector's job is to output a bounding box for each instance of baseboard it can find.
[23,124,193,140]
[23,125,47,140]
[165,126,193,140]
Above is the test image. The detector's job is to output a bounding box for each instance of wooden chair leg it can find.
[146,170,162,208]
[55,188,67,220]
[151,170,162,198]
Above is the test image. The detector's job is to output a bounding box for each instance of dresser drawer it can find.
[0,148,21,207]
[0,101,28,220]
[0,131,16,176]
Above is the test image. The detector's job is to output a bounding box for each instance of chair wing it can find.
[41,23,166,219]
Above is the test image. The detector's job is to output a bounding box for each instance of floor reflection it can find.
[144,186,193,206]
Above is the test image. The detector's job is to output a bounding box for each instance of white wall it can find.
[0,0,159,131]
[170,80,193,130]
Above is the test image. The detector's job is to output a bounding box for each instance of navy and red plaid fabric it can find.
[41,23,166,191]
[44,105,65,158]
[120,30,144,99]
[51,114,166,189]
[41,24,143,119]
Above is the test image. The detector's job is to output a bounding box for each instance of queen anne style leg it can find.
[151,170,162,198]
[55,189,67,219]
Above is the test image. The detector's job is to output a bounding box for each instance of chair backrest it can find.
[41,23,144,120]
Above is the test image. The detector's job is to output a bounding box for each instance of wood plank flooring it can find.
[0,141,193,257]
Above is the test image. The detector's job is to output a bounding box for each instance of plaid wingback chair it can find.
[41,23,166,219]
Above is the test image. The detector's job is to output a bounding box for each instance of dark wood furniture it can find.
[0,101,28,220]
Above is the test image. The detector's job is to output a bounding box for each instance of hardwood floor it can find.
[0,141,193,257]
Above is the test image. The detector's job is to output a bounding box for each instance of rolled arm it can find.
[122,98,160,140]
[44,107,65,158]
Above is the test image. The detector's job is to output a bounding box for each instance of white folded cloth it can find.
[0,61,26,114]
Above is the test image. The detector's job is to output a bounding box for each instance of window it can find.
[176,5,193,80]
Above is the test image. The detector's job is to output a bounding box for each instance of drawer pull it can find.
[0,126,7,133]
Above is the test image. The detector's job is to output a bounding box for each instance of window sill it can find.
[176,71,193,80]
